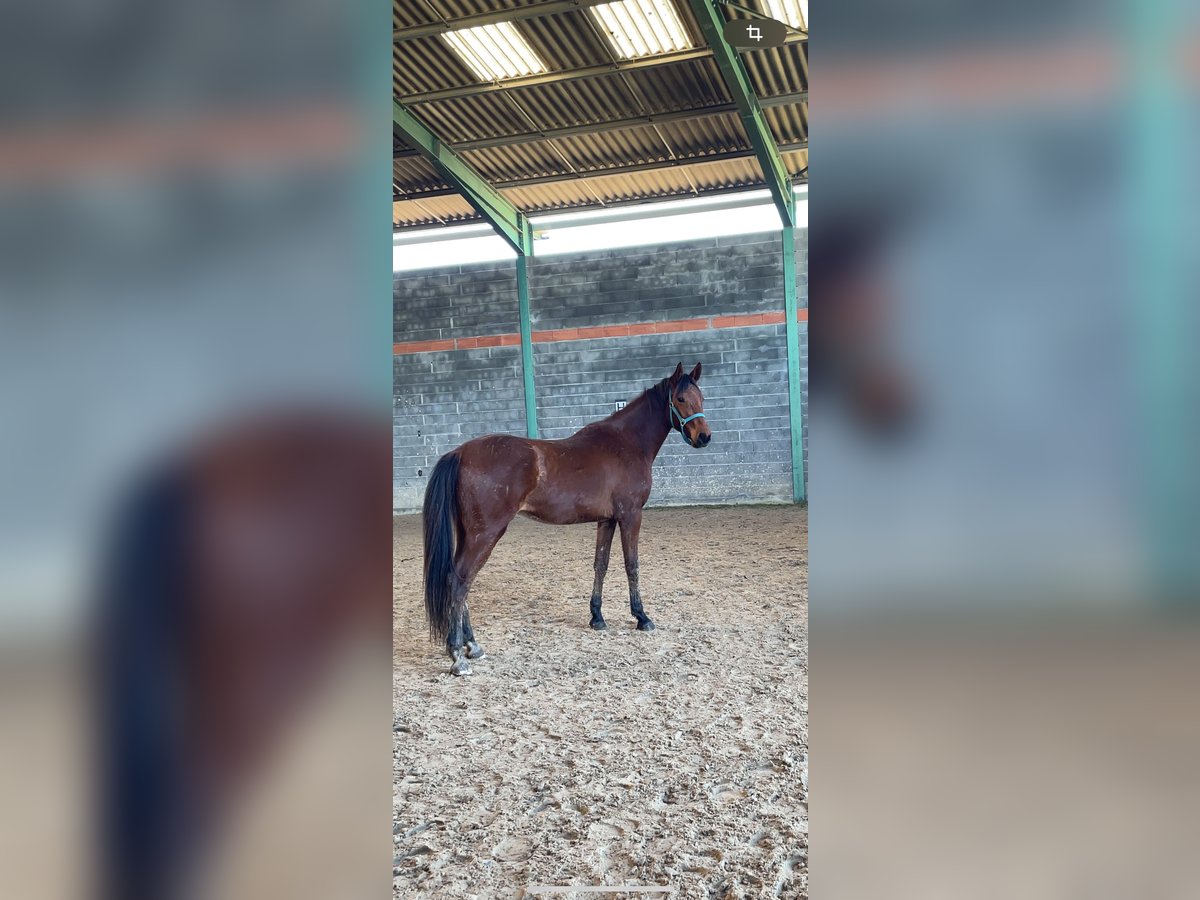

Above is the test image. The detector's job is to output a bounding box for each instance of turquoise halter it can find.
[669,398,706,444]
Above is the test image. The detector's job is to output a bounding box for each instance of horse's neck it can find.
[625,384,672,461]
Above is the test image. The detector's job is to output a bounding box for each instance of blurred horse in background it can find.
[97,412,389,900]
[810,213,916,435]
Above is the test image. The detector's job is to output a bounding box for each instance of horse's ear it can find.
[670,362,684,384]
[690,362,702,382]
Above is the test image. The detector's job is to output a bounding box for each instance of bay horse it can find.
[423,362,712,675]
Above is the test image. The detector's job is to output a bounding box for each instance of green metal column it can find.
[1131,0,1194,605]
[516,254,538,438]
[686,0,796,227]
[782,225,806,503]
[688,0,803,498]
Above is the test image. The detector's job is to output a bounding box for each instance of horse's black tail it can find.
[422,451,460,642]
[96,464,194,900]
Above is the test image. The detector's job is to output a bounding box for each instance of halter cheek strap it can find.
[669,399,706,443]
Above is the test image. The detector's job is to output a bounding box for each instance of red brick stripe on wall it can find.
[638,317,709,336]
[393,337,456,354]
[393,309,807,356]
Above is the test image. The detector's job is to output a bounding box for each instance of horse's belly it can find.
[518,491,611,525]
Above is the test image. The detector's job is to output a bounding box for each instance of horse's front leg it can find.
[590,519,616,630]
[618,512,654,631]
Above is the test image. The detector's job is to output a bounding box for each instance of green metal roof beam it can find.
[393,100,533,255]
[684,0,796,226]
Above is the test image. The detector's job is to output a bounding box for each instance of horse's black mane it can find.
[648,375,692,404]
[609,375,691,425]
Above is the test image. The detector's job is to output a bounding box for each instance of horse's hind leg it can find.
[445,593,469,675]
[462,607,485,660]
[446,524,508,675]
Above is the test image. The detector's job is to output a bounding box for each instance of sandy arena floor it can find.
[393,505,808,899]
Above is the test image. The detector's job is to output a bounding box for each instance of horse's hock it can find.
[393,504,808,898]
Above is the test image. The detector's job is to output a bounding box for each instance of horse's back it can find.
[456,433,539,473]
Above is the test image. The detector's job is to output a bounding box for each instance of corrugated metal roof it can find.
[552,126,673,170]
[393,0,807,229]
[654,112,750,156]
[740,40,808,98]
[392,194,476,228]
[521,12,618,70]
[415,93,531,143]
[392,154,797,228]
[765,103,808,145]
[463,140,570,180]
[394,0,551,32]
[618,56,733,111]
[391,156,448,195]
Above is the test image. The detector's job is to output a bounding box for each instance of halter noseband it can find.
[669,396,706,445]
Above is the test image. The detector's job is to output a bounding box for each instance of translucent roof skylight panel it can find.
[443,22,548,82]
[591,0,692,60]
[762,0,808,30]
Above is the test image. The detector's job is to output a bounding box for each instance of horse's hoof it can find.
[637,618,656,632]
[590,619,607,631]
[450,657,473,676]
[465,640,486,660]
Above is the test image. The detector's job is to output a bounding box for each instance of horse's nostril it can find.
[698,433,711,447]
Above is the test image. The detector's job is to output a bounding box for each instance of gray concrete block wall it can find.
[393,227,808,511]
[534,326,793,505]
[393,262,525,509]
[393,260,518,341]
[393,346,526,510]
[527,233,787,329]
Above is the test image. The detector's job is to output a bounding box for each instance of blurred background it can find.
[812,0,1200,897]
[0,0,392,897]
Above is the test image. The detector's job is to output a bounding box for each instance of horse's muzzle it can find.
[695,432,711,448]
